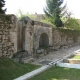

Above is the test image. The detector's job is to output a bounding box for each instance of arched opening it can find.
[39,33,49,48]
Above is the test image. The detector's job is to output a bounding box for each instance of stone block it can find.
[23,58,34,63]
[0,53,2,57]
[8,42,12,45]
[2,44,6,47]
[3,51,7,54]
[2,53,7,57]
[0,39,2,42]
[37,49,44,54]
[68,59,80,64]
[63,59,69,63]
[0,44,2,48]
[5,31,9,35]
[0,35,2,38]
[0,31,3,34]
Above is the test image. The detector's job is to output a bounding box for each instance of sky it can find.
[5,0,80,19]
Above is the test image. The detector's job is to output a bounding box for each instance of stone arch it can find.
[39,33,49,48]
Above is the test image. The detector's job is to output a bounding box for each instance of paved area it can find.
[32,45,80,65]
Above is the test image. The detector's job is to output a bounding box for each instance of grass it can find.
[29,66,80,80]
[72,55,80,59]
[0,57,40,80]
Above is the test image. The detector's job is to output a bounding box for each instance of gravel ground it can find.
[32,45,80,65]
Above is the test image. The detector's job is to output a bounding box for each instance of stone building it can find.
[0,14,80,58]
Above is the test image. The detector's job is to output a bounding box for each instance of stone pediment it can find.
[20,16,31,24]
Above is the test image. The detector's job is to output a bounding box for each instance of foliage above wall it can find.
[44,0,65,27]
[65,18,80,30]
[16,9,36,20]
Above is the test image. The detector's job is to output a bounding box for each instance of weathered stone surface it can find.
[0,15,80,59]
[0,14,17,57]
[68,59,80,64]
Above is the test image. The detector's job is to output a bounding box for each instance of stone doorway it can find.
[39,33,49,48]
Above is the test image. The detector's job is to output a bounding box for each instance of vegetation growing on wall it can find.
[56,28,80,42]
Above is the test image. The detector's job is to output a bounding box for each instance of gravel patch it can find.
[32,45,80,65]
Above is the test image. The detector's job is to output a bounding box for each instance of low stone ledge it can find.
[68,59,80,64]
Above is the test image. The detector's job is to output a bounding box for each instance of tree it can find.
[44,0,65,27]
[61,6,72,27]
[66,18,80,30]
[0,0,6,14]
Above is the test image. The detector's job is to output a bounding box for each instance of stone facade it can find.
[0,14,18,58]
[52,29,80,49]
[0,14,80,58]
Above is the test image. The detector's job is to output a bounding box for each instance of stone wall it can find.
[0,14,18,58]
[0,15,80,58]
[52,28,80,49]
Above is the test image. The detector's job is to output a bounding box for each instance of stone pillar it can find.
[24,22,34,55]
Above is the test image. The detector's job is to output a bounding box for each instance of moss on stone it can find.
[53,28,80,42]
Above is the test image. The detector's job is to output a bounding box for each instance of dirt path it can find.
[32,45,80,65]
